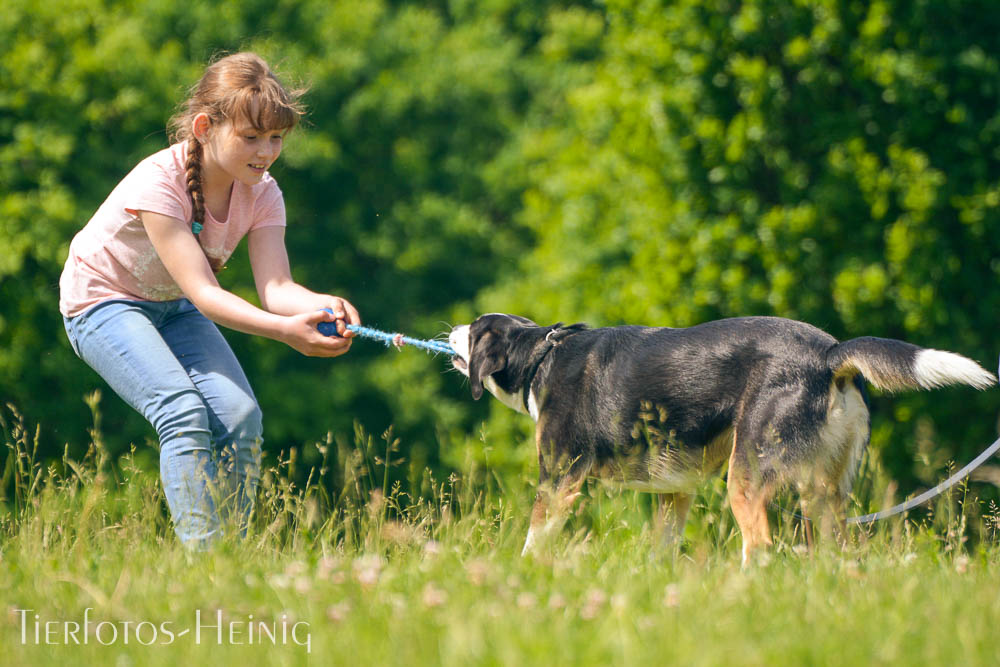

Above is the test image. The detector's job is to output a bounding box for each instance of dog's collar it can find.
[521,324,584,413]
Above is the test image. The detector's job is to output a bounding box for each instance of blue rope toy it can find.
[318,308,455,355]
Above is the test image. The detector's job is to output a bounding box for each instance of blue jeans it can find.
[63,298,263,548]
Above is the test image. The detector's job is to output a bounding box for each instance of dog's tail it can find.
[827,337,996,393]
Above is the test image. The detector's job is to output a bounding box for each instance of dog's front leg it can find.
[521,482,583,556]
[522,443,592,556]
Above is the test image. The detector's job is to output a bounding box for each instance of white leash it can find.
[846,435,1000,525]
[770,435,1000,524]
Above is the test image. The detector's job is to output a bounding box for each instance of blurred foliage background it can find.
[3,0,999,501]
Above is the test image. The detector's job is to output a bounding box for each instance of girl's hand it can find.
[317,296,362,337]
[280,310,355,357]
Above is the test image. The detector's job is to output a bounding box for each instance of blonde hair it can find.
[167,52,305,271]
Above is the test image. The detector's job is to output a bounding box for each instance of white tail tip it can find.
[913,349,996,390]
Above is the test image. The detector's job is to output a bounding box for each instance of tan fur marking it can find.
[728,429,775,565]
[832,360,911,393]
[727,478,774,566]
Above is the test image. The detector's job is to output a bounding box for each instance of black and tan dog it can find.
[448,314,995,563]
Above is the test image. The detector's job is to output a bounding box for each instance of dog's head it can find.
[449,314,540,408]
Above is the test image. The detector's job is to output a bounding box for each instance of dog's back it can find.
[547,317,835,449]
[534,316,995,496]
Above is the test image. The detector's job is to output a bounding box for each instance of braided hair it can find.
[183,137,224,272]
[166,52,305,273]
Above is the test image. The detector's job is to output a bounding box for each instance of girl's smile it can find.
[200,119,286,190]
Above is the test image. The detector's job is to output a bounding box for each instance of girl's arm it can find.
[247,225,361,332]
[140,211,352,358]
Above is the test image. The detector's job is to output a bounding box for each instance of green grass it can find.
[3,403,1000,666]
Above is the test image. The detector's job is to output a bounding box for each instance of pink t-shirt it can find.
[59,142,286,317]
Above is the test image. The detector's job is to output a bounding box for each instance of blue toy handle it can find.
[318,308,342,337]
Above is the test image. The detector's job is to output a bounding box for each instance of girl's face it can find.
[201,117,286,187]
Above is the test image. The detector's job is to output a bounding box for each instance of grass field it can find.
[4,403,1000,666]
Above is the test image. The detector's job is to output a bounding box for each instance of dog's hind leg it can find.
[797,444,856,550]
[798,380,869,550]
[727,432,777,566]
[656,493,692,549]
[799,484,848,550]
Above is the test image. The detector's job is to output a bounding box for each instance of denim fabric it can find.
[63,298,262,548]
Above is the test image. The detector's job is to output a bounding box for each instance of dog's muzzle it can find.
[449,325,471,376]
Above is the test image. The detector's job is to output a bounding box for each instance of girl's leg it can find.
[64,300,221,547]
[159,300,263,537]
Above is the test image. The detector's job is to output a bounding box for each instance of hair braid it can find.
[186,137,206,227]
[184,138,223,273]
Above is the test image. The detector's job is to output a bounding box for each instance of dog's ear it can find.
[469,332,506,400]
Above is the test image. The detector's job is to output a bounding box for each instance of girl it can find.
[59,52,359,548]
